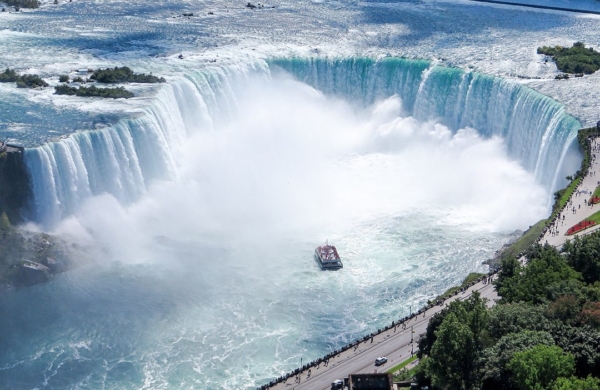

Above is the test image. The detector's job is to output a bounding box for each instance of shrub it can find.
[0,68,19,82]
[58,74,69,83]
[54,84,134,98]
[90,66,165,83]
[16,74,48,88]
[0,68,48,88]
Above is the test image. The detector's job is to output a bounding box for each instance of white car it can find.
[331,379,344,390]
[374,356,388,366]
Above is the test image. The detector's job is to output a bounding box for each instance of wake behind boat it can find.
[315,241,343,270]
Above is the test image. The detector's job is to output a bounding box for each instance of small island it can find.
[54,84,134,99]
[538,42,600,78]
[53,66,166,98]
[0,68,48,88]
[90,66,166,84]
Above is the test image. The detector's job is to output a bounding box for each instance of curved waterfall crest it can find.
[269,57,580,193]
[24,58,580,228]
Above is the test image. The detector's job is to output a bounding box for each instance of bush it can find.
[90,66,165,83]
[54,84,134,99]
[0,69,48,88]
[16,74,48,88]
[0,68,19,82]
[58,75,69,83]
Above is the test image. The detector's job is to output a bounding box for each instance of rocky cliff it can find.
[0,146,32,224]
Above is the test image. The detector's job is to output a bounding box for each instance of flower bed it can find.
[567,220,597,235]
[591,197,600,204]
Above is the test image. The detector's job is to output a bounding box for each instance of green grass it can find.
[387,355,417,374]
[556,177,582,212]
[392,360,421,381]
[432,272,486,302]
[500,219,548,260]
[575,210,600,226]
[593,186,600,199]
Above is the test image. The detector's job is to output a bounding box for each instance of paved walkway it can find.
[542,137,600,247]
[268,275,498,390]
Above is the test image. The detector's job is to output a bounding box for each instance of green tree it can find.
[563,231,600,284]
[508,345,575,390]
[488,302,550,341]
[548,322,600,377]
[418,309,449,358]
[425,292,490,389]
[552,376,600,390]
[429,313,477,390]
[478,330,555,390]
[497,244,581,304]
[495,256,522,301]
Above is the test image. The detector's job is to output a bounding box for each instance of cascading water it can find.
[2,58,582,389]
[23,58,579,228]
[269,58,581,195]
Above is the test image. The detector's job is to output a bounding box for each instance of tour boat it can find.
[315,241,343,270]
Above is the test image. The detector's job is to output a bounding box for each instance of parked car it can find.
[374,356,388,366]
[331,379,344,390]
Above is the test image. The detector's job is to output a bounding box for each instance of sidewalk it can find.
[542,137,600,247]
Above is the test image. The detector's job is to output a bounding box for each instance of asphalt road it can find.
[269,276,498,390]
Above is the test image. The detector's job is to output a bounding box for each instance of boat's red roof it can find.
[316,244,340,261]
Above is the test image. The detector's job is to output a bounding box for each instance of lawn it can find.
[387,355,417,374]
[499,219,547,260]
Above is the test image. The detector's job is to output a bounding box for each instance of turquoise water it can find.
[0,89,120,147]
[0,212,508,389]
[0,57,581,389]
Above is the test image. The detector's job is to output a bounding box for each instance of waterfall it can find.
[269,58,581,196]
[23,58,580,228]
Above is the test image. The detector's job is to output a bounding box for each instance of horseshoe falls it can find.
[24,59,579,228]
[0,58,581,389]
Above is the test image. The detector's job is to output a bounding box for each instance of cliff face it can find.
[0,147,32,224]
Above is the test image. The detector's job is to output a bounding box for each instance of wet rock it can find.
[13,260,51,287]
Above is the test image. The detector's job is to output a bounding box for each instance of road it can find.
[269,276,498,390]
